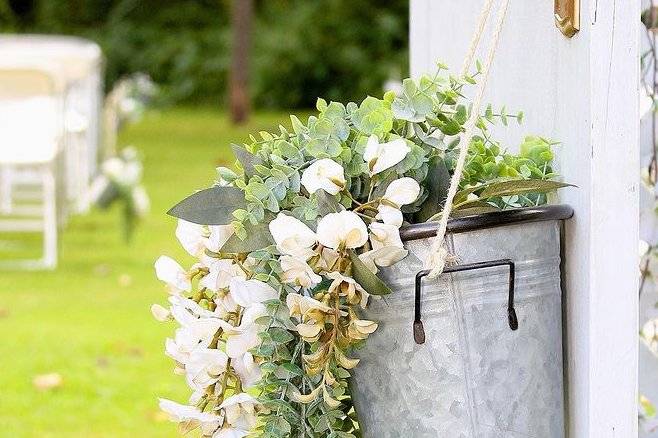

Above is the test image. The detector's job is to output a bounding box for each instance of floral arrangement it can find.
[112,72,158,126]
[153,64,568,437]
[89,146,149,242]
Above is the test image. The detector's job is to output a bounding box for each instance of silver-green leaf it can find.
[167,186,246,225]
[348,250,392,296]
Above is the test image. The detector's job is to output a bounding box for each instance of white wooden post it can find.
[410,1,639,436]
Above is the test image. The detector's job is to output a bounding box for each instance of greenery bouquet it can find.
[153,64,569,437]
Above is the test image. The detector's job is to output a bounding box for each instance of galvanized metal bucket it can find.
[351,205,573,438]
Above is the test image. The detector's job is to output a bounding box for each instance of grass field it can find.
[0,108,289,437]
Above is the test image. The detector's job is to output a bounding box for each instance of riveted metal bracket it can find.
[555,0,580,37]
[413,259,518,345]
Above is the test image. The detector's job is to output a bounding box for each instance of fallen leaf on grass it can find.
[33,373,63,391]
[93,264,112,277]
[127,347,144,358]
[96,357,110,368]
[118,273,133,287]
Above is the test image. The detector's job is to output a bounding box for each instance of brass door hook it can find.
[555,0,580,37]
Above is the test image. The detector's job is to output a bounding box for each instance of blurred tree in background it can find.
[0,0,408,108]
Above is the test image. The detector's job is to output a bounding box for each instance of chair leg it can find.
[76,131,91,213]
[42,166,58,269]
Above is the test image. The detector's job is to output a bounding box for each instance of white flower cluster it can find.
[154,221,266,437]
[298,134,419,274]
[89,146,150,217]
[154,132,420,435]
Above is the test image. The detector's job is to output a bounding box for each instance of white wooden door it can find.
[410,1,639,436]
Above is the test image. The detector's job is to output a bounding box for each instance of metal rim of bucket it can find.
[400,204,574,242]
[400,204,573,342]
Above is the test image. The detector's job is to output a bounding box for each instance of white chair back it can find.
[0,69,56,98]
[0,66,65,164]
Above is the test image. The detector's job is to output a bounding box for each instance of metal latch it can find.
[555,0,580,38]
[413,259,518,345]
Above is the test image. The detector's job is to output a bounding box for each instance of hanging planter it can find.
[351,205,572,437]
[151,1,575,436]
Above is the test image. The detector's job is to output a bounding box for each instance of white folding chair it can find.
[0,67,66,269]
[0,35,104,214]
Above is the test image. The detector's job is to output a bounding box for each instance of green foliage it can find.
[348,250,392,296]
[216,71,567,237]
[1,0,408,107]
[252,0,408,108]
[167,186,245,225]
[160,71,568,436]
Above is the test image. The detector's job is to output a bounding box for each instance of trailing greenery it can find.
[155,64,570,437]
[0,0,408,107]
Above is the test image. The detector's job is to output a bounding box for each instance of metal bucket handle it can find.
[413,259,517,344]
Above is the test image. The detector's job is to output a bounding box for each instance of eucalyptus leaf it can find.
[279,362,304,377]
[167,186,246,225]
[370,171,397,199]
[269,327,294,344]
[232,143,263,178]
[451,205,499,216]
[416,158,450,222]
[221,220,273,253]
[478,179,573,199]
[348,250,392,296]
[315,191,343,216]
[453,184,483,205]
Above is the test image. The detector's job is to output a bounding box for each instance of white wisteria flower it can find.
[213,290,239,319]
[219,393,260,431]
[280,255,322,288]
[169,295,216,319]
[315,247,340,271]
[199,258,241,292]
[159,398,222,436]
[175,220,206,256]
[221,277,279,358]
[155,256,191,293]
[369,222,404,249]
[377,177,421,226]
[301,158,346,195]
[213,427,250,438]
[326,271,370,308]
[165,298,222,364]
[176,220,235,257]
[232,352,261,389]
[363,135,411,175]
[151,303,171,322]
[185,348,229,391]
[269,213,317,259]
[221,304,269,358]
[316,210,368,250]
[286,292,334,340]
[229,278,279,308]
[359,246,409,273]
[286,293,333,315]
[218,279,278,358]
[359,221,409,272]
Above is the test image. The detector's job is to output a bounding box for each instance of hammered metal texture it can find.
[351,221,565,438]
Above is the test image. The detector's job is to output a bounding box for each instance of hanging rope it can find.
[425,0,511,278]
[460,0,496,77]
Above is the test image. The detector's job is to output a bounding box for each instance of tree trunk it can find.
[229,0,253,124]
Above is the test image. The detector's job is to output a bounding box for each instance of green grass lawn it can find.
[0,108,289,437]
